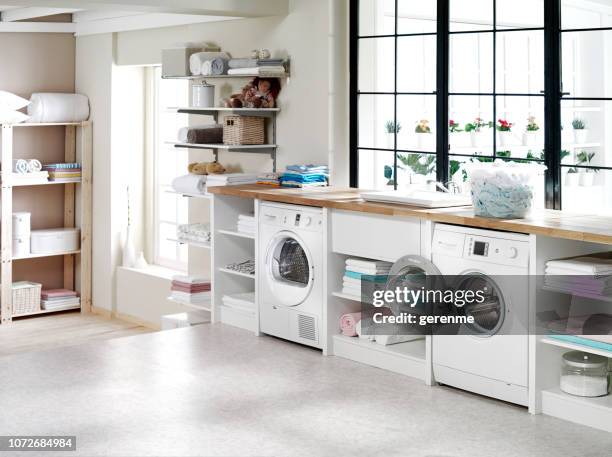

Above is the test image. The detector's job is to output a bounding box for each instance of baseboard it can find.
[90,306,112,319]
[114,311,160,331]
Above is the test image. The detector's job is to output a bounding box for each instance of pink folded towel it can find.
[340,312,362,337]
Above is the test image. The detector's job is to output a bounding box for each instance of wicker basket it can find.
[223,116,265,145]
[11,281,42,315]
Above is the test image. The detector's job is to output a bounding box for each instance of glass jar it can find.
[560,351,610,397]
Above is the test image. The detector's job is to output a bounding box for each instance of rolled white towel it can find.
[172,174,207,195]
[27,93,89,123]
[189,52,229,75]
[12,159,29,174]
[27,159,42,173]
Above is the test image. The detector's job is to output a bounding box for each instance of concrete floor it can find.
[0,324,610,457]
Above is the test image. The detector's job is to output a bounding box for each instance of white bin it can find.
[30,228,80,254]
[12,212,31,237]
[12,236,30,258]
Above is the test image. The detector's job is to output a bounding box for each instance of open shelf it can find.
[165,190,212,200]
[169,106,279,116]
[541,336,612,359]
[541,284,612,303]
[217,229,255,240]
[11,179,81,187]
[13,305,80,318]
[542,387,612,433]
[162,73,289,80]
[167,141,277,152]
[167,238,211,249]
[332,291,361,302]
[167,295,211,312]
[13,250,81,260]
[4,122,86,128]
[332,334,426,379]
[219,267,255,280]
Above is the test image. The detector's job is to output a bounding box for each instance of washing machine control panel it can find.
[261,205,323,232]
[465,235,528,267]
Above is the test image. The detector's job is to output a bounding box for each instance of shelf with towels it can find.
[167,238,211,250]
[541,336,612,359]
[166,141,277,153]
[218,267,255,280]
[13,304,81,318]
[168,107,279,117]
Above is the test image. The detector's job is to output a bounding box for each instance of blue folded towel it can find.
[280,173,327,183]
[345,271,388,282]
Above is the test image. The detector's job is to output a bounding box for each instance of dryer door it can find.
[265,231,314,307]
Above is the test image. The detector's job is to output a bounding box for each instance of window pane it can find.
[561,30,612,99]
[396,152,436,189]
[358,94,395,150]
[450,0,493,32]
[359,0,395,36]
[496,95,545,157]
[449,95,494,156]
[561,1,608,30]
[159,223,179,258]
[497,0,543,29]
[358,149,395,190]
[359,37,395,93]
[562,167,612,214]
[496,31,544,94]
[397,35,436,93]
[449,33,493,93]
[561,100,609,152]
[397,94,436,152]
[397,0,437,35]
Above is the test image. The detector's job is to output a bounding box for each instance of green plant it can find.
[449,160,468,182]
[398,153,435,175]
[464,117,492,133]
[497,150,512,158]
[415,119,431,134]
[576,150,598,173]
[384,120,402,134]
[384,165,395,185]
[560,149,570,162]
[572,118,586,130]
[567,167,578,173]
[448,119,463,133]
[526,116,540,132]
[496,119,513,132]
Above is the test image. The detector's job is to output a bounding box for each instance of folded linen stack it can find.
[545,256,612,297]
[177,223,211,244]
[342,258,392,299]
[172,174,207,195]
[280,164,329,188]
[225,259,255,277]
[237,214,255,236]
[256,172,281,186]
[222,292,255,315]
[43,163,81,183]
[171,276,211,304]
[227,58,287,76]
[41,289,80,310]
[177,125,223,144]
[206,173,257,187]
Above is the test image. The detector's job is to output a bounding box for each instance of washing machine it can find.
[432,224,530,406]
[259,202,325,349]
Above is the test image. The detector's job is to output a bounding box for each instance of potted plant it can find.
[448,119,464,149]
[398,153,435,184]
[565,167,579,187]
[523,116,540,146]
[384,120,401,149]
[464,117,492,148]
[415,119,433,150]
[572,118,588,144]
[576,150,597,186]
[496,119,514,146]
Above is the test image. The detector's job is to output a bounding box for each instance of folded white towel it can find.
[546,257,612,275]
[227,66,286,75]
[172,174,207,195]
[0,109,29,124]
[346,258,393,270]
[172,275,210,285]
[346,267,390,275]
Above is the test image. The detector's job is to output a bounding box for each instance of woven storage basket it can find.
[223,116,265,145]
[11,281,42,315]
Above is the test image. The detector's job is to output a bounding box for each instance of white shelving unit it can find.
[0,121,92,323]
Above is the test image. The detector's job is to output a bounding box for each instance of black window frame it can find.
[349,0,612,210]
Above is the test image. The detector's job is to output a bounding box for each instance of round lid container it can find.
[563,351,608,369]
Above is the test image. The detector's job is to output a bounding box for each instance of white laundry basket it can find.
[10,281,42,315]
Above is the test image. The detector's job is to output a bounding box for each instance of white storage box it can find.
[13,212,31,237]
[12,236,30,257]
[162,46,201,77]
[30,228,80,254]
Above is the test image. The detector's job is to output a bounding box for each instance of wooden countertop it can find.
[207,185,612,245]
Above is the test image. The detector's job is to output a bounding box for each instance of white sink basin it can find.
[361,190,472,208]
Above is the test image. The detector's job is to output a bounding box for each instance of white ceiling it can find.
[0,0,288,35]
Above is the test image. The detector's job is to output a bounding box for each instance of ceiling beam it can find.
[0,0,288,18]
[72,9,141,23]
[0,21,75,32]
[1,7,80,21]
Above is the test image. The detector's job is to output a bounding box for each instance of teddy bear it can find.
[226,77,281,109]
[188,162,226,175]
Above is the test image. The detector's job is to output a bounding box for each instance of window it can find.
[350,0,612,212]
[148,66,189,270]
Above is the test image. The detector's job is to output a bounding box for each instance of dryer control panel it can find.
[260,204,324,233]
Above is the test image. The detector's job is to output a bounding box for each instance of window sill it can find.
[117,265,184,281]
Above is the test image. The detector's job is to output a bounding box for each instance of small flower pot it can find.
[523,131,539,147]
[498,131,513,147]
[574,129,589,144]
[470,131,489,148]
[565,172,579,187]
[449,132,469,150]
[386,133,395,150]
[579,171,595,186]
[415,132,433,150]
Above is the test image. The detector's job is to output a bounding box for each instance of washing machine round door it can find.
[265,231,314,307]
[452,273,506,337]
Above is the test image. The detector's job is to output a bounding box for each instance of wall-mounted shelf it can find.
[167,141,277,152]
[218,267,255,280]
[217,229,255,240]
[2,122,86,128]
[165,190,212,200]
[167,238,211,250]
[169,107,279,117]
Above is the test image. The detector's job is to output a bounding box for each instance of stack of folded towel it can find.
[222,292,256,315]
[177,125,223,144]
[171,276,211,305]
[172,174,207,195]
[280,164,329,188]
[545,256,612,297]
[41,289,80,311]
[177,223,211,244]
[43,163,81,183]
[189,52,230,76]
[206,173,257,187]
[227,58,286,76]
[237,214,255,236]
[225,259,255,277]
[342,258,392,299]
[256,172,281,186]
